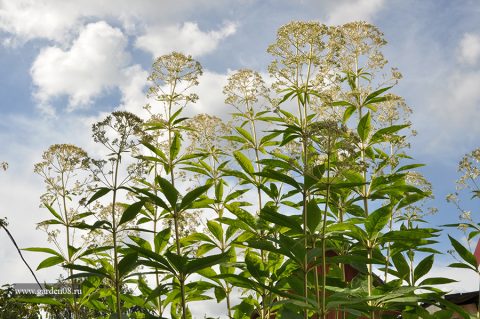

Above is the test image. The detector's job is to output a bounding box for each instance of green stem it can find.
[111,155,122,319]
[61,172,78,319]
[321,141,332,319]
[167,84,187,319]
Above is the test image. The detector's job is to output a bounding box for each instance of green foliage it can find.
[16,21,471,319]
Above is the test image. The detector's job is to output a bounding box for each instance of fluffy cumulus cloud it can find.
[458,32,480,65]
[411,32,480,157]
[0,0,225,44]
[135,22,237,57]
[325,0,385,25]
[30,21,142,114]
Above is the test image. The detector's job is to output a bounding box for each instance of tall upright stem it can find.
[61,172,78,319]
[111,156,122,319]
[321,140,332,319]
[166,85,188,319]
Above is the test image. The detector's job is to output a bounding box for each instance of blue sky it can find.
[0,0,479,315]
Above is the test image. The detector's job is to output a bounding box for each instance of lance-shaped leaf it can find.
[143,141,168,162]
[413,254,434,284]
[126,244,176,274]
[391,252,410,282]
[184,252,229,275]
[235,127,255,146]
[156,177,178,207]
[15,296,63,306]
[306,200,322,233]
[365,205,392,240]
[37,256,65,270]
[370,124,409,144]
[154,228,171,253]
[448,235,478,270]
[23,247,62,258]
[179,184,211,211]
[364,86,392,105]
[233,151,254,175]
[357,112,371,142]
[119,201,145,226]
[256,169,301,190]
[260,206,302,233]
[170,132,182,160]
[118,253,138,278]
[43,203,64,223]
[245,251,268,281]
[86,187,110,205]
[206,220,223,242]
[64,264,109,278]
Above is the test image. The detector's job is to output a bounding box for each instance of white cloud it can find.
[135,22,237,58]
[325,0,385,25]
[0,0,226,44]
[30,21,139,114]
[413,69,480,157]
[458,32,480,65]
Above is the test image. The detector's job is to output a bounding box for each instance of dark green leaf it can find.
[119,201,144,226]
[414,254,434,283]
[448,235,478,269]
[118,253,138,278]
[185,253,229,275]
[157,177,178,207]
[87,187,110,205]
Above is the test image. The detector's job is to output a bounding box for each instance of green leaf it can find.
[157,177,178,207]
[256,169,300,190]
[306,200,322,233]
[179,184,211,211]
[143,142,168,162]
[365,205,392,239]
[364,86,392,104]
[64,264,109,278]
[118,253,138,278]
[448,235,478,269]
[414,254,434,283]
[235,127,255,146]
[23,247,62,257]
[170,132,181,160]
[245,251,268,281]
[87,187,110,205]
[419,277,457,286]
[15,296,63,306]
[43,203,64,222]
[342,105,357,123]
[207,220,223,242]
[37,256,64,270]
[370,124,409,144]
[391,253,410,281]
[214,286,226,302]
[259,206,302,233]
[185,253,229,275]
[127,244,175,273]
[154,228,171,253]
[448,262,476,270]
[233,151,254,175]
[215,181,224,201]
[357,112,371,142]
[223,135,247,143]
[119,201,144,226]
[395,163,426,172]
